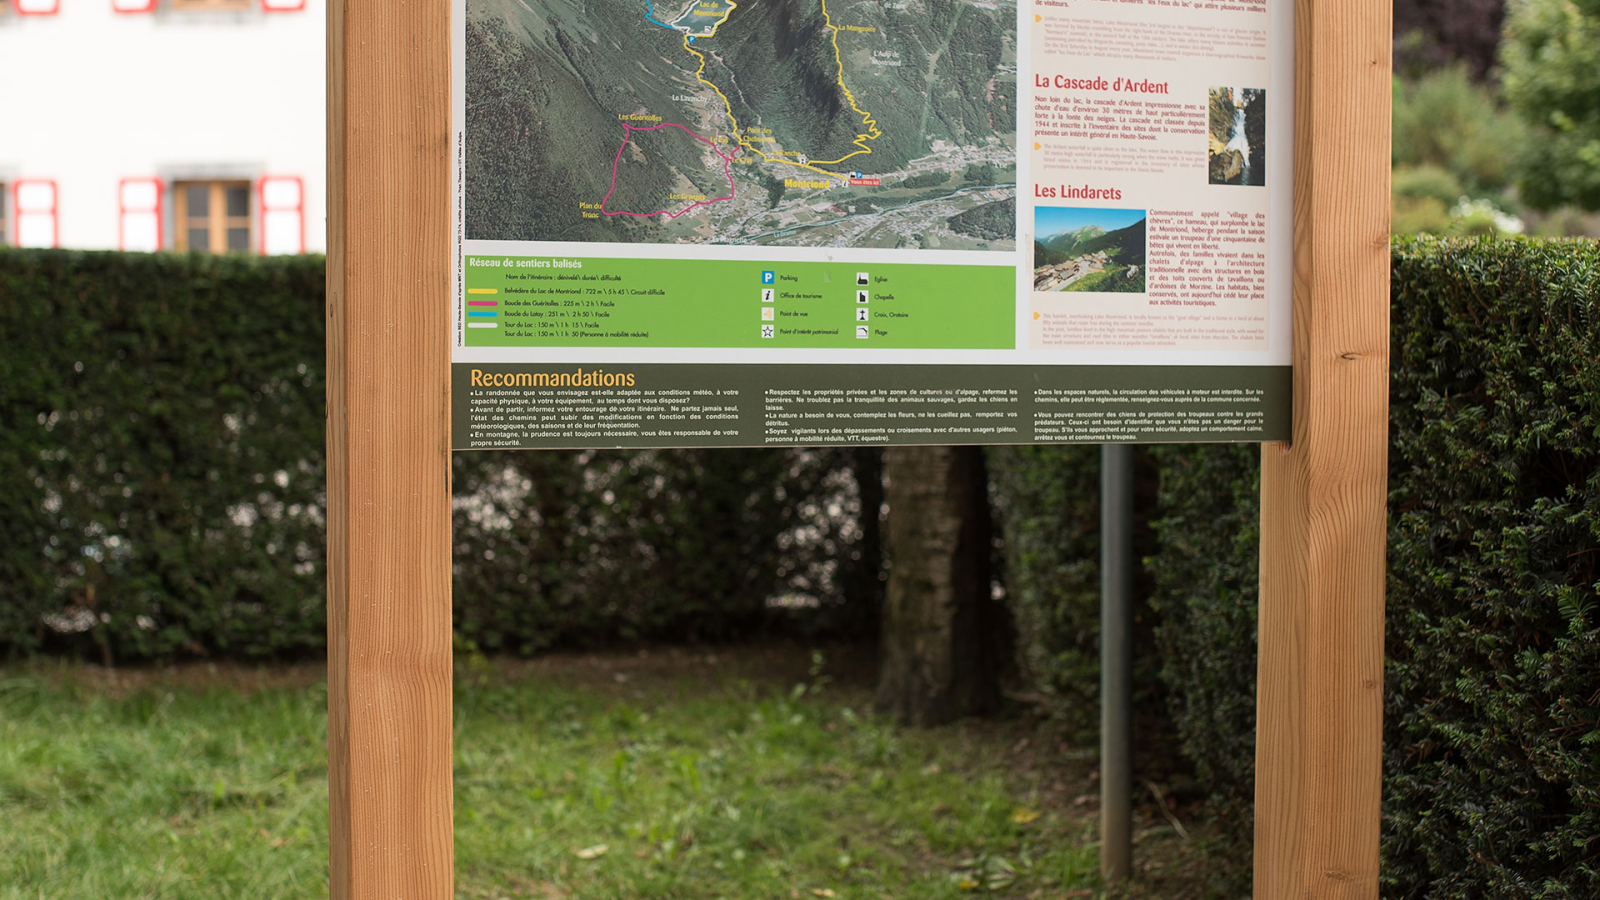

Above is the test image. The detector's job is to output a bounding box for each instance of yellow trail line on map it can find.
[678,0,881,182]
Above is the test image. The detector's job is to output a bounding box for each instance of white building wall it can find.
[0,0,325,252]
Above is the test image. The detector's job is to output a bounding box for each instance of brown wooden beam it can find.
[326,0,454,896]
[1256,0,1392,896]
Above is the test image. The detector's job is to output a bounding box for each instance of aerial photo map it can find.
[464,0,1017,249]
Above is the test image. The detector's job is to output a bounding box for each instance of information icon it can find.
[761,288,775,302]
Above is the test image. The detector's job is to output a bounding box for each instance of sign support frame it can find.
[1099,443,1135,882]
[1255,0,1390,896]
[326,0,454,897]
[323,0,1390,895]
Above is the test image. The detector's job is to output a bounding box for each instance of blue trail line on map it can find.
[643,0,680,30]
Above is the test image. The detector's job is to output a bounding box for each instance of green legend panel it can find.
[462,256,1015,350]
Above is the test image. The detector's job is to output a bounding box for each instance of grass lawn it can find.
[0,645,1213,899]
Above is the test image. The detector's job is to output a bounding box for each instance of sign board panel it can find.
[333,1,1386,894]
[450,0,1293,449]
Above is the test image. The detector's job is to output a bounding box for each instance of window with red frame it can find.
[119,179,164,252]
[170,0,250,10]
[13,180,59,248]
[114,0,306,14]
[258,176,305,254]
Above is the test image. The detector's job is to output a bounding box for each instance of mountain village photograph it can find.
[1032,206,1147,292]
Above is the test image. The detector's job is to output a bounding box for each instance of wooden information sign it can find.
[325,0,1387,894]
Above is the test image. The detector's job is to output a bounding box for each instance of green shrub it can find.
[1000,238,1600,897]
[1392,67,1525,196]
[987,446,1165,740]
[1383,236,1600,898]
[1501,0,1600,211]
[1140,237,1600,897]
[987,446,1101,732]
[450,447,871,654]
[1393,164,1464,206]
[0,250,328,660]
[0,250,873,661]
[1144,442,1260,889]
[1392,195,1454,237]
[1393,165,1463,236]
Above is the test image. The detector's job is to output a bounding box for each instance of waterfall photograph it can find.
[1208,86,1266,186]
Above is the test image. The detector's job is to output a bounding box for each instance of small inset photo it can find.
[1032,207,1146,293]
[1209,86,1265,186]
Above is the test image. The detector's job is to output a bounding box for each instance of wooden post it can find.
[326,0,454,897]
[1256,0,1391,897]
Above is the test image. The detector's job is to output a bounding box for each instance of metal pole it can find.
[1100,443,1133,882]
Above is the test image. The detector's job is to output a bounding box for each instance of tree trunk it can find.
[846,447,886,616]
[875,445,1005,726]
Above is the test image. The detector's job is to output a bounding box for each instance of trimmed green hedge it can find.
[0,250,873,661]
[8,240,1597,894]
[988,445,1167,741]
[1382,237,1599,898]
[997,237,1600,897]
[1145,442,1260,879]
[988,445,1102,732]
[0,251,328,659]
[450,446,874,655]
[1156,237,1600,897]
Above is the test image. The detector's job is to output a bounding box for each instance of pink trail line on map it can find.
[601,122,737,219]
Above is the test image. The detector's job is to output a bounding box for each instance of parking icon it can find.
[761,270,775,284]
